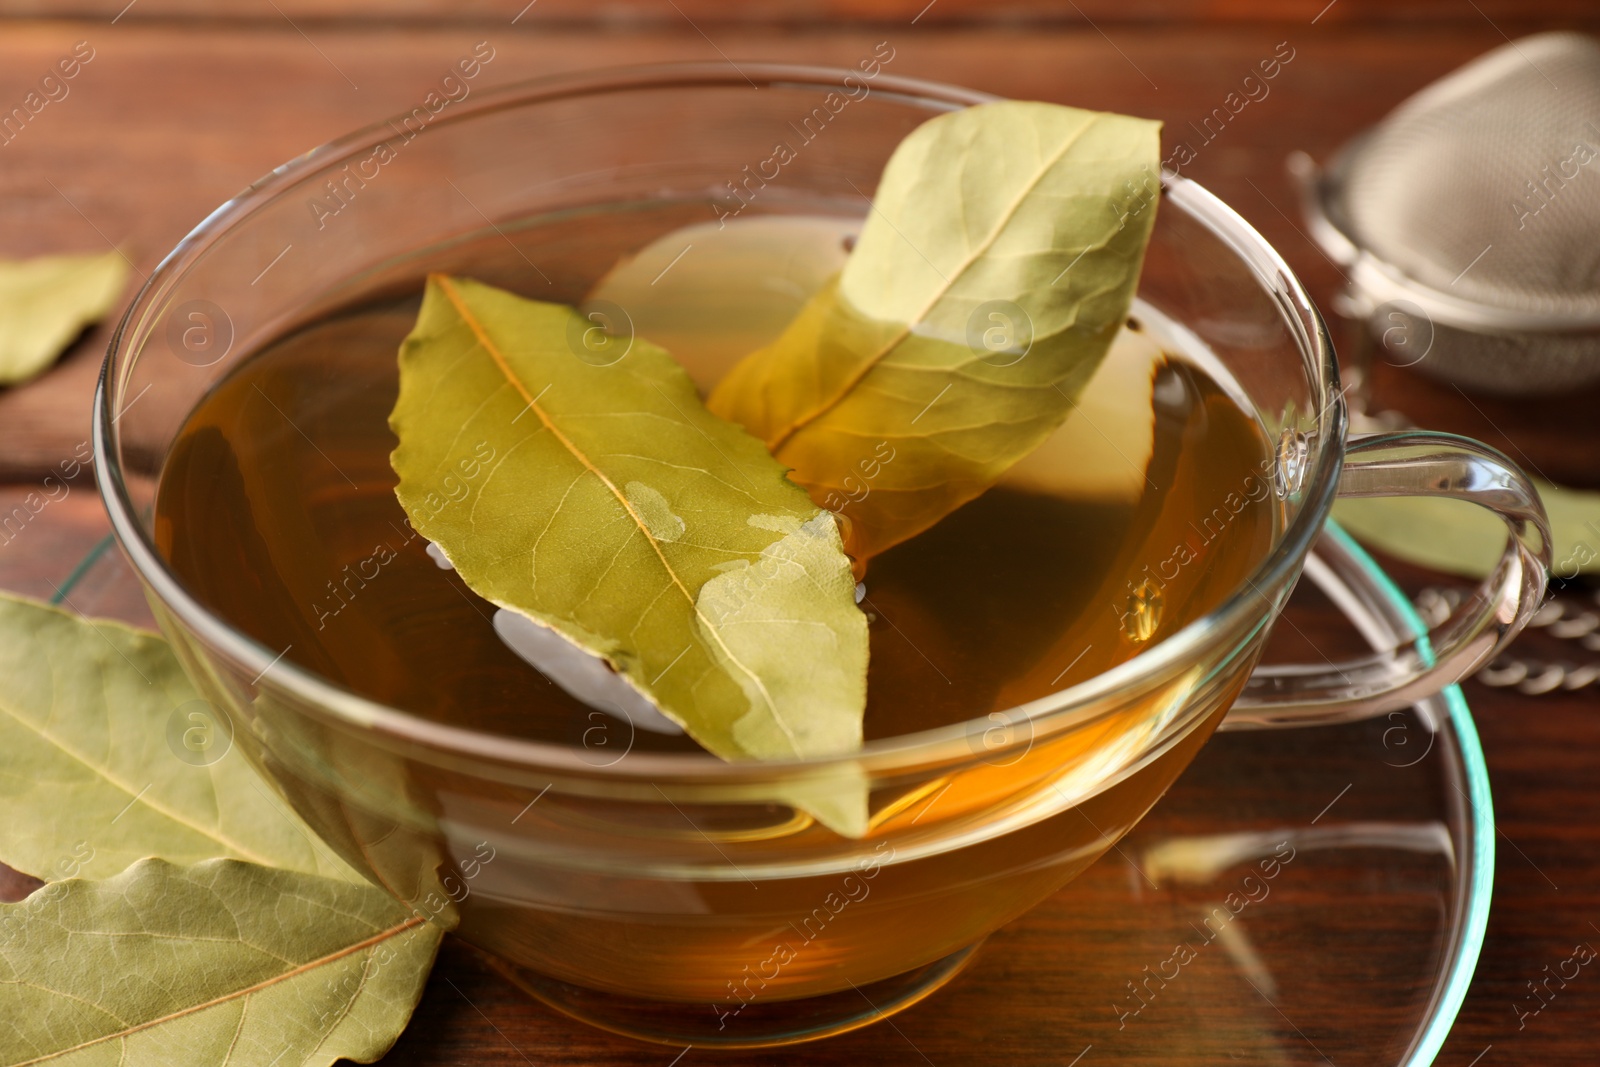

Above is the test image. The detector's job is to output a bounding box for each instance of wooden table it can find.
[3,4,1599,1064]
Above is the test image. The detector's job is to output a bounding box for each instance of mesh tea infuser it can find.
[1295,31,1600,396]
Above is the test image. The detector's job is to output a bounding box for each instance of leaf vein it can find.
[0,698,280,869]
[768,117,1099,455]
[432,276,795,753]
[6,915,428,1067]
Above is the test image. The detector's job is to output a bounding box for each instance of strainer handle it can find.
[1225,430,1550,729]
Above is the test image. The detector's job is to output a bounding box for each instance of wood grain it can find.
[1,1,1598,27]
[2,11,1599,1066]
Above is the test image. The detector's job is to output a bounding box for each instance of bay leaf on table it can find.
[389,275,869,834]
[0,593,361,884]
[1334,476,1600,579]
[0,857,442,1067]
[708,100,1162,560]
[0,252,129,386]
[0,596,446,1064]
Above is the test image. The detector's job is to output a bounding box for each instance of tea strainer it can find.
[1295,30,1600,396]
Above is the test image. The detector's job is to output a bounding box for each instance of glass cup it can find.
[93,63,1551,1048]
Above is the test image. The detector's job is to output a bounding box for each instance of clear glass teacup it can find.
[93,63,1549,1048]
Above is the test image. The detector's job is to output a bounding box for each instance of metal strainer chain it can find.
[1414,585,1600,696]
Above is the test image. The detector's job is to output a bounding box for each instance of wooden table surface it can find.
[3,4,1599,1064]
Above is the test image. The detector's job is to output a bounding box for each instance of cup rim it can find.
[93,60,1344,779]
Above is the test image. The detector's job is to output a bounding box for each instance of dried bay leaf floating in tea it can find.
[389,276,869,833]
[0,859,441,1067]
[588,214,1163,505]
[0,251,128,385]
[710,100,1162,560]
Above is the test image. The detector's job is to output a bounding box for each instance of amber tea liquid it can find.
[154,209,1279,1009]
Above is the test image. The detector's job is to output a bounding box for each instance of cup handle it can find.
[1224,430,1551,729]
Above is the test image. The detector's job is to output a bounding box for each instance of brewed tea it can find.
[152,208,1280,1005]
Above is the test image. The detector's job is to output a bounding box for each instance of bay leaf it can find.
[997,315,1164,503]
[0,252,128,385]
[589,212,1165,505]
[0,857,442,1066]
[389,275,868,833]
[708,100,1162,560]
[1334,476,1600,580]
[0,593,361,884]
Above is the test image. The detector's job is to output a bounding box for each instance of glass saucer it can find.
[41,517,1487,1066]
